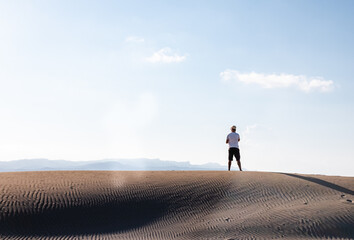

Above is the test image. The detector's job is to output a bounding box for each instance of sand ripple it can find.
[0,171,353,239]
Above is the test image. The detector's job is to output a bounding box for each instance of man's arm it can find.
[238,137,240,142]
[226,137,229,144]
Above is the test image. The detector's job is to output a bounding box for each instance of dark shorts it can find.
[228,147,240,161]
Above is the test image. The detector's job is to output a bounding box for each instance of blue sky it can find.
[1,0,353,176]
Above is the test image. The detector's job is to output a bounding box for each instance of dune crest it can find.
[0,171,353,239]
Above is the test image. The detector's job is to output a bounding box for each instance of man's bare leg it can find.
[228,160,232,171]
[237,160,242,171]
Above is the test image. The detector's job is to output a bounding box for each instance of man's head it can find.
[231,125,236,132]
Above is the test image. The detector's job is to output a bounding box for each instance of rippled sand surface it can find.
[0,171,353,239]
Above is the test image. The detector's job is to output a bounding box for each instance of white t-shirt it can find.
[227,132,240,148]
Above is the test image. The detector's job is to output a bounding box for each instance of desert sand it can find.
[0,171,353,239]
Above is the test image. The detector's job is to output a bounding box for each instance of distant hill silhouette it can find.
[0,159,227,172]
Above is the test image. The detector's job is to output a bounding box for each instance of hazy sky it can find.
[1,0,353,176]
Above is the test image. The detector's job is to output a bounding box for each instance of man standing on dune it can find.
[226,125,242,171]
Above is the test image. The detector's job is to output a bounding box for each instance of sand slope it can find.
[0,171,353,239]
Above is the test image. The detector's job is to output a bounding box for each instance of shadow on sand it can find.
[0,180,229,237]
[282,173,354,195]
[0,198,169,236]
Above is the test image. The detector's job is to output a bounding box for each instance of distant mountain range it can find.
[0,158,227,172]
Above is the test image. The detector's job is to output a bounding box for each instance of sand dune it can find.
[0,171,353,239]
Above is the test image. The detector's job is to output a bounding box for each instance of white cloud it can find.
[125,36,145,43]
[241,124,259,146]
[146,48,186,63]
[220,70,334,92]
[243,124,259,135]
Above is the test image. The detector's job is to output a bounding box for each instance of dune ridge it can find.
[0,171,353,239]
